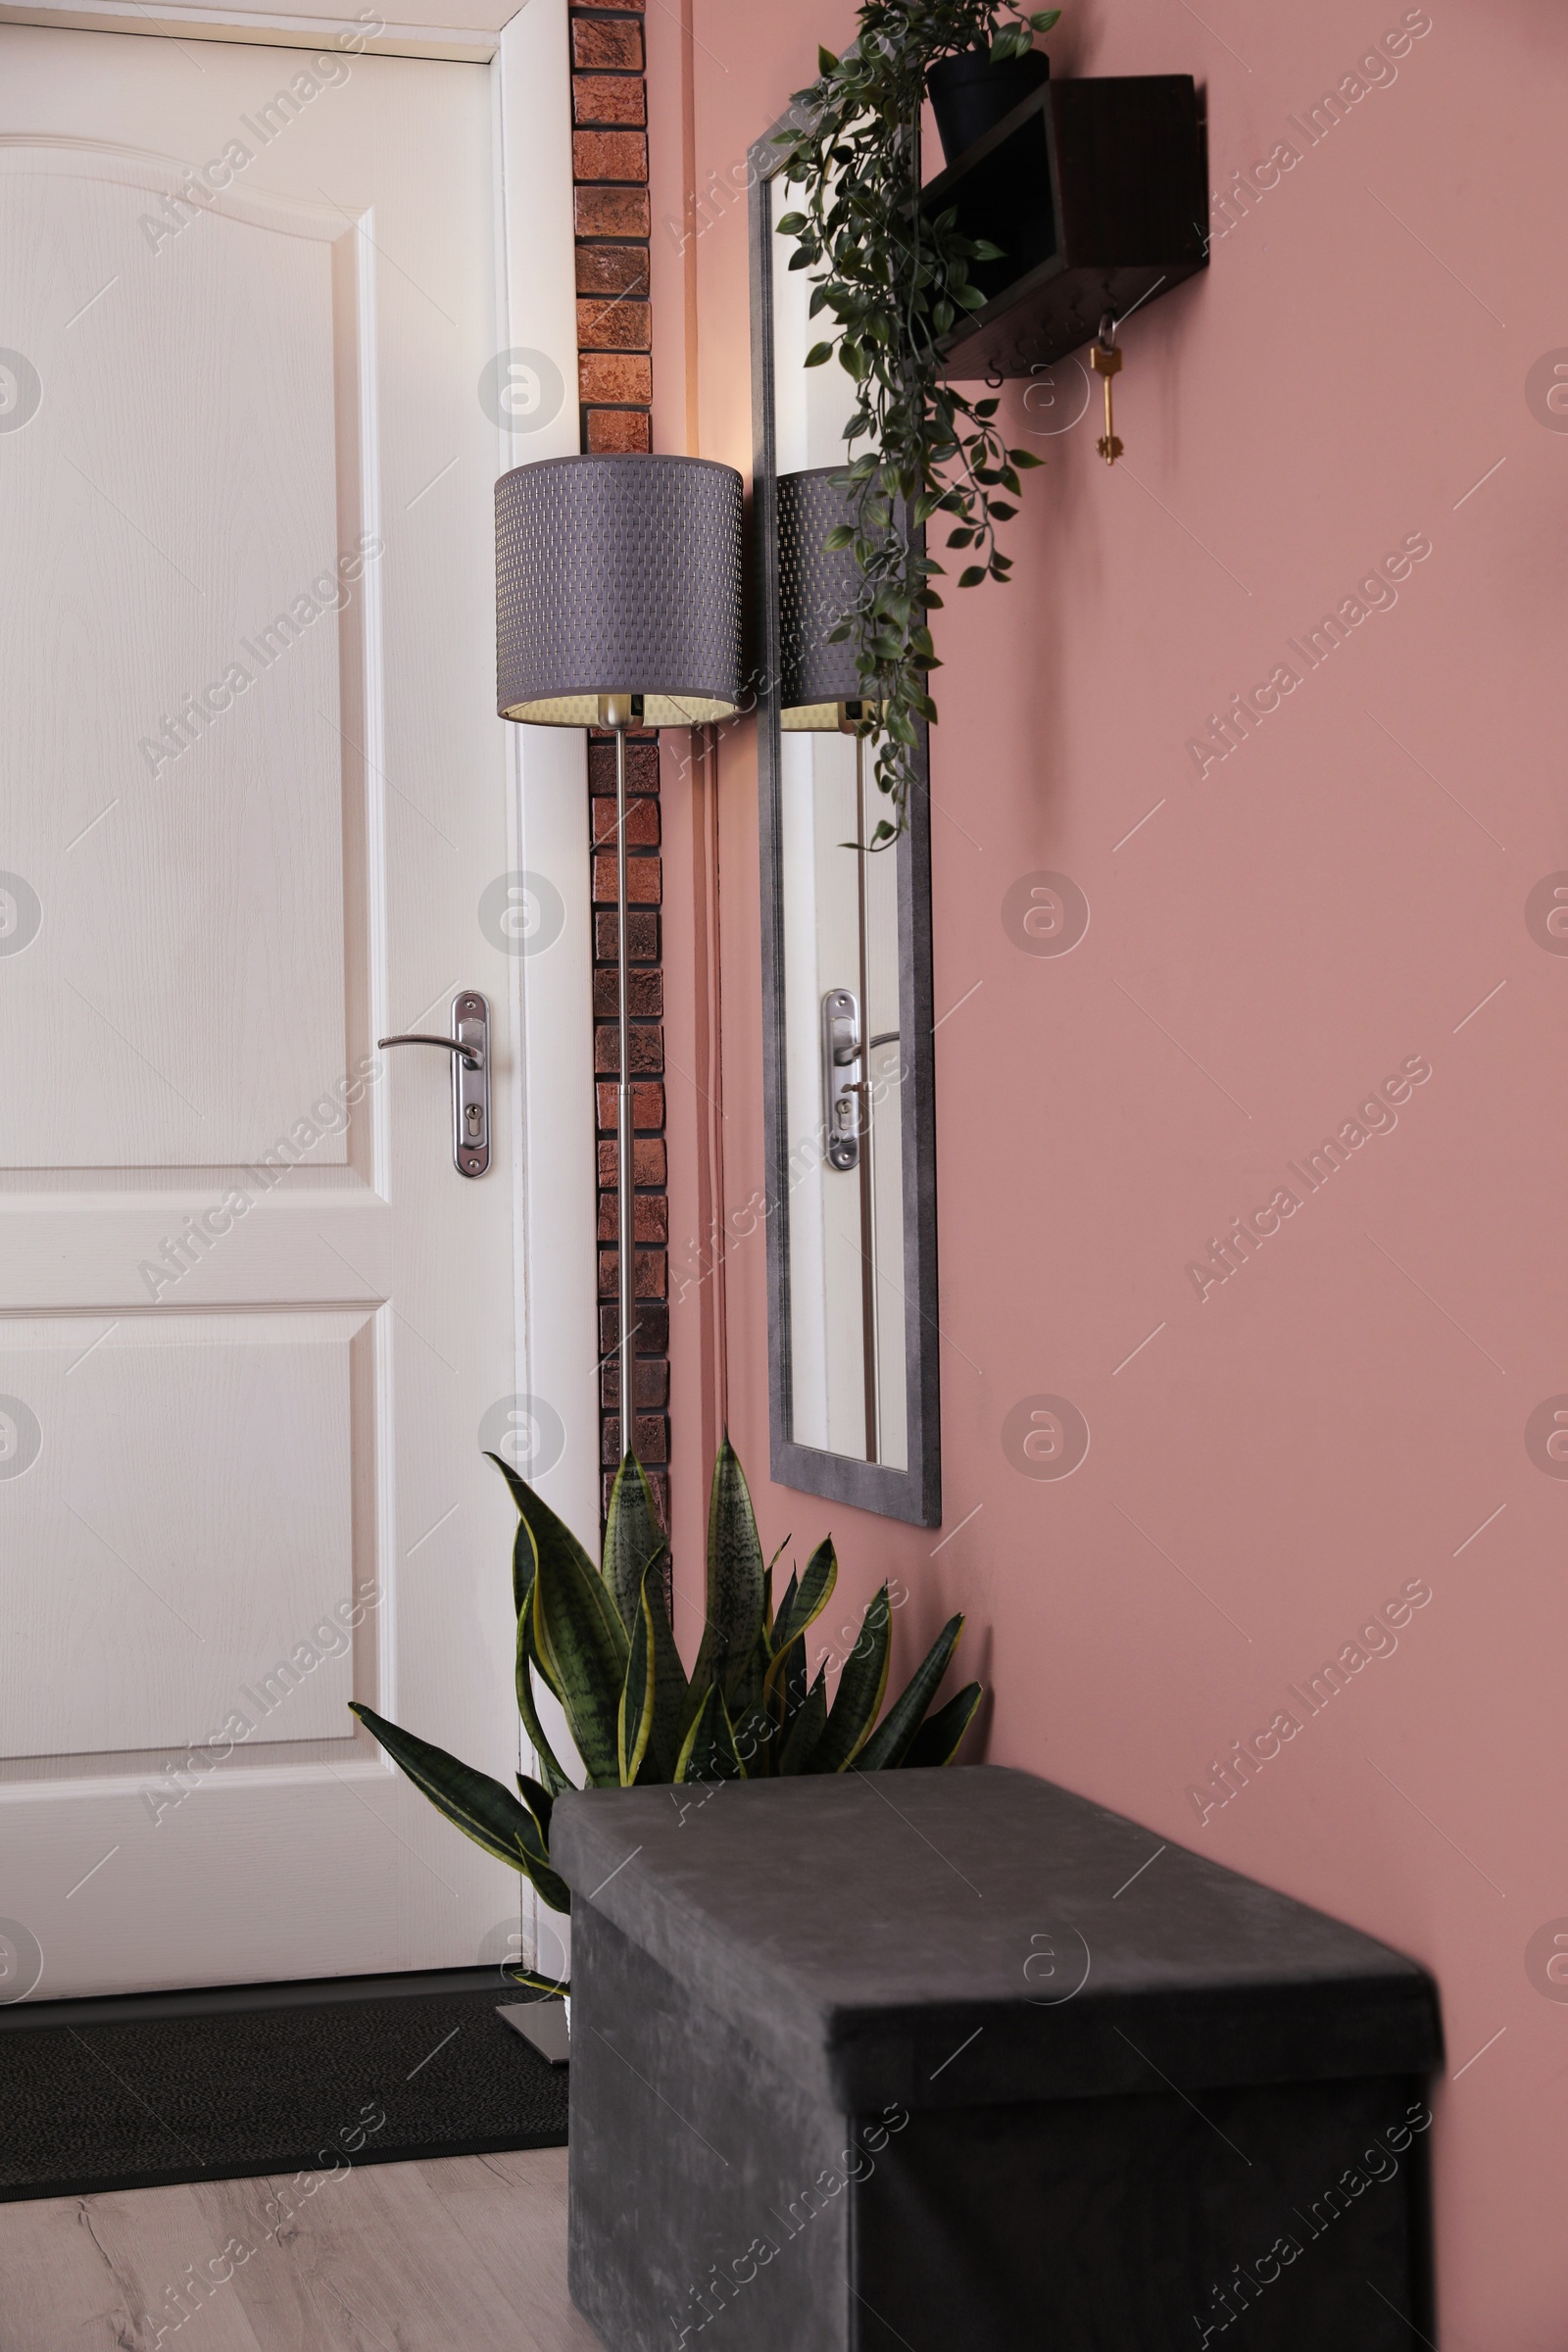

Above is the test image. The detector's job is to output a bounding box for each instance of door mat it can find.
[0,1970,567,2203]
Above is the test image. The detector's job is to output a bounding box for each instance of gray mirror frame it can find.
[749,107,942,1528]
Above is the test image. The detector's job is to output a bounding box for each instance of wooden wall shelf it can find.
[924,74,1208,378]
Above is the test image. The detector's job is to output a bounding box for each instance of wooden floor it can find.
[0,2148,607,2351]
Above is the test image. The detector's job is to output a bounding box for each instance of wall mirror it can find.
[750,111,941,1526]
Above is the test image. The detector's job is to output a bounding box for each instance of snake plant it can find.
[352,1439,981,1982]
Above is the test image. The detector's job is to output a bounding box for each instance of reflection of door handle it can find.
[822,988,860,1170]
[378,992,490,1177]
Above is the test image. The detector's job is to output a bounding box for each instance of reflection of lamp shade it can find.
[496,455,745,725]
[777,467,868,730]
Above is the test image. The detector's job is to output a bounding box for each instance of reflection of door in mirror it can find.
[770,178,907,1470]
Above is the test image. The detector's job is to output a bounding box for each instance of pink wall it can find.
[649,1,1568,2338]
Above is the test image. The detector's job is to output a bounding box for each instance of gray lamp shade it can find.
[496,454,744,726]
[777,466,881,732]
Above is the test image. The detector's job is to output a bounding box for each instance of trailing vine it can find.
[773,1,1058,842]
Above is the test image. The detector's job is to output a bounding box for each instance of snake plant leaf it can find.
[483,1446,533,1521]
[778,1664,828,1773]
[725,1622,772,1771]
[532,1520,629,1789]
[677,1623,718,1747]
[514,1615,572,1798]
[853,1613,964,1773]
[809,1585,892,1773]
[349,1701,572,1910]
[674,1683,746,1784]
[486,1449,602,1600]
[902,1680,984,1768]
[763,1534,791,1640]
[510,1507,536,1623]
[705,1436,766,1701]
[605,1451,667,1635]
[513,1521,566,1715]
[641,1559,689,1783]
[770,1536,837,1659]
[516,1772,556,1839]
[772,1566,798,1653]
[781,1633,808,1726]
[618,1584,656,1787]
[502,1963,572,1997]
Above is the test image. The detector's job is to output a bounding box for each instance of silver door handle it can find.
[376,1031,483,1071]
[377,993,490,1176]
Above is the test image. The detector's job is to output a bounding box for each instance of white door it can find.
[0,13,594,1999]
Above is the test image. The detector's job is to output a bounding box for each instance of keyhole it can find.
[465,1103,482,1139]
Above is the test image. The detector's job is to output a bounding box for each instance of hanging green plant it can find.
[772,1,1059,843]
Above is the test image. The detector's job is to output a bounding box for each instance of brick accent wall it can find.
[571,0,652,457]
[571,0,668,1525]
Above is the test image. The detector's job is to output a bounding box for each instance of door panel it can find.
[2,150,354,1169]
[0,24,543,1996]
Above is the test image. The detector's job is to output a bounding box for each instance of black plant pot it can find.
[925,45,1050,170]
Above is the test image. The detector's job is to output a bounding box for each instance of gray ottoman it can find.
[552,1766,1440,2350]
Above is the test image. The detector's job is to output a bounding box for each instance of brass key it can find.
[1091,322,1123,466]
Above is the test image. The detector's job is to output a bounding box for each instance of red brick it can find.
[599,1137,666,1189]
[594,1022,663,1076]
[589,737,659,794]
[596,908,658,961]
[572,73,646,125]
[572,16,643,67]
[593,964,662,1017]
[597,1080,664,1130]
[574,184,651,238]
[572,129,647,183]
[575,243,651,298]
[597,1298,667,1354]
[576,297,651,353]
[591,792,659,846]
[598,1248,668,1300]
[579,351,653,405]
[601,1355,669,1408]
[585,408,652,453]
[598,1192,669,1243]
[601,1300,668,1354]
[593,852,661,905]
[602,1419,667,1474]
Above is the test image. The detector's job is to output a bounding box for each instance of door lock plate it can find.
[822,988,860,1171]
[453,994,489,1176]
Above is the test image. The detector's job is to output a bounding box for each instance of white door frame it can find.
[4,0,599,1979]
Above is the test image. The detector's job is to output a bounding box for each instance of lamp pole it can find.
[601,695,638,1462]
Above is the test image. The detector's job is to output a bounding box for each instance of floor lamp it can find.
[495,454,745,1468]
[776,466,886,1465]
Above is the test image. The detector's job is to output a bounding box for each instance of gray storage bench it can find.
[553,1765,1441,2350]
